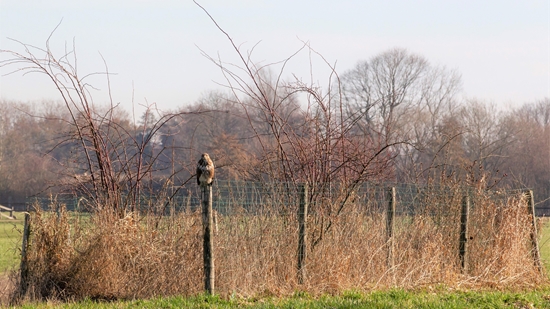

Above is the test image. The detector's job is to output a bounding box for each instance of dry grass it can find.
[465,193,542,286]
[10,187,546,303]
[16,207,203,301]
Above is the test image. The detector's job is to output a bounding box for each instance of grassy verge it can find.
[12,289,550,309]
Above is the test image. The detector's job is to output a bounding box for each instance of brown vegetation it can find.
[11,183,545,302]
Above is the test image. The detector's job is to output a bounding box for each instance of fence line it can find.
[196,182,541,293]
[20,181,545,216]
[20,180,545,295]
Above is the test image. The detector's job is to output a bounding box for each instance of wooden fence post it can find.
[19,212,31,296]
[202,185,214,294]
[525,190,543,274]
[459,193,470,273]
[297,183,308,285]
[386,187,396,282]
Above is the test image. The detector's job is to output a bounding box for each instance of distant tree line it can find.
[1,47,548,213]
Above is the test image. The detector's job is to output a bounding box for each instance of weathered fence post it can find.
[202,185,214,294]
[459,193,470,273]
[525,190,543,274]
[19,212,31,296]
[386,187,396,282]
[297,183,308,285]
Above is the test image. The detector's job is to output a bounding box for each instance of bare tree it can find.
[501,98,550,210]
[456,100,514,184]
[173,91,258,180]
[0,100,70,201]
[339,48,462,183]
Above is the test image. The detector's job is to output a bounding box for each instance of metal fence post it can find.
[202,185,214,294]
[297,183,308,284]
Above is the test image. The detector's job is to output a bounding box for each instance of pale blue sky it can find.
[1,0,548,115]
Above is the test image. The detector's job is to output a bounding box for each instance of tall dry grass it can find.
[466,192,542,286]
[12,186,546,302]
[15,205,203,301]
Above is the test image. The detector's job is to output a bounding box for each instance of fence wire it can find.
[25,181,535,216]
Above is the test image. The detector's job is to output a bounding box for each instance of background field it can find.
[541,219,550,273]
[0,213,23,273]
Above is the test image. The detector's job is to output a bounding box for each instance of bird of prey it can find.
[197,153,215,187]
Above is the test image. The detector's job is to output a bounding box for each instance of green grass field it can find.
[13,289,550,309]
[3,215,550,308]
[540,218,550,273]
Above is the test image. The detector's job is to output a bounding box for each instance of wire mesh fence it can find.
[19,180,545,299]
[24,182,537,216]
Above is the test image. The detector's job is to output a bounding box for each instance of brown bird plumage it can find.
[197,153,215,187]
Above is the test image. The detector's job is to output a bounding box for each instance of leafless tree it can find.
[339,48,462,183]
[455,100,514,185]
[501,98,550,209]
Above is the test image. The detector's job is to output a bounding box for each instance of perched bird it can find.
[197,153,215,187]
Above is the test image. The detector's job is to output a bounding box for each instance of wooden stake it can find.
[386,187,396,283]
[526,190,543,275]
[19,213,31,296]
[459,193,470,273]
[202,185,214,294]
[297,183,308,284]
